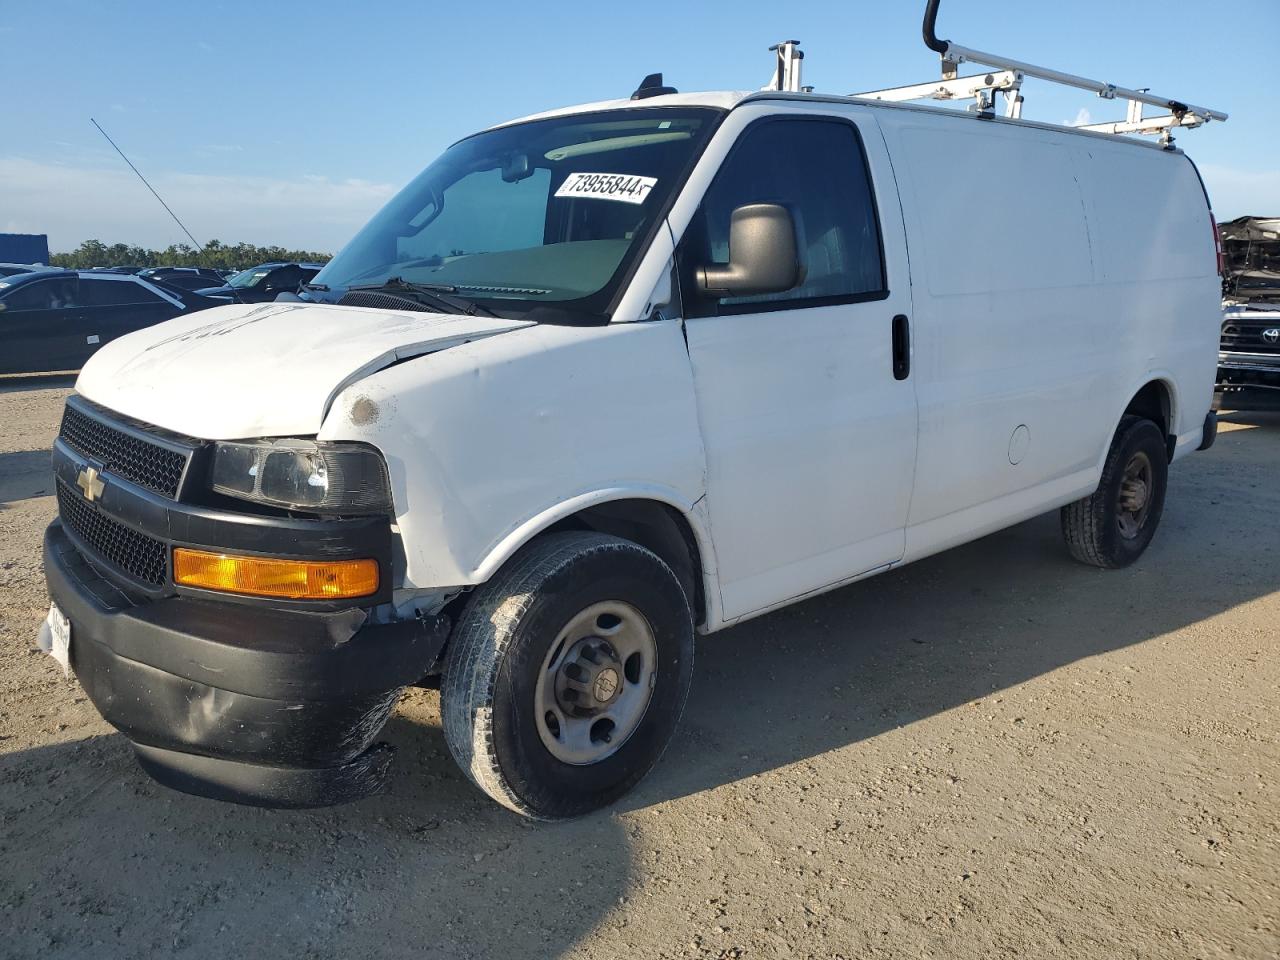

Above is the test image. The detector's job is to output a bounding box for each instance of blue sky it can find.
[3,0,1277,253]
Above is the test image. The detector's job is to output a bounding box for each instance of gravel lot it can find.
[1,376,1276,960]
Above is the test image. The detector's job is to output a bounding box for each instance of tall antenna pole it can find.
[90,117,205,251]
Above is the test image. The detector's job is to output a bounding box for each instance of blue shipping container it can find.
[0,233,50,265]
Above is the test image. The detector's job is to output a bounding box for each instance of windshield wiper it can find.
[348,277,498,317]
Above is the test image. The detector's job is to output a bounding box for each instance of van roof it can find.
[493,89,1180,154]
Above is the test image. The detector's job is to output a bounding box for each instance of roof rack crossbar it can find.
[853,69,1025,119]
[940,42,1226,124]
[852,0,1228,145]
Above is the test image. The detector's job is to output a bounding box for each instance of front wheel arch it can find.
[470,490,716,628]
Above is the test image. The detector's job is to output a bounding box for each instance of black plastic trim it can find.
[45,521,447,700]
[1197,410,1218,451]
[134,742,395,808]
[892,314,911,380]
[46,520,450,807]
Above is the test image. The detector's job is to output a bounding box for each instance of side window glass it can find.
[2,280,55,311]
[683,118,885,316]
[267,267,301,290]
[3,278,78,310]
[80,279,162,306]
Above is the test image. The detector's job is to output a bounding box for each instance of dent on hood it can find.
[74,302,532,440]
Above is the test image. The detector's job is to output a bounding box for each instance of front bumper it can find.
[45,521,449,807]
[1217,354,1280,410]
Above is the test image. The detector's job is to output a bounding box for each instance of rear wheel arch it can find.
[1121,378,1177,459]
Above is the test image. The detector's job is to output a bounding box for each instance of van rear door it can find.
[679,107,917,621]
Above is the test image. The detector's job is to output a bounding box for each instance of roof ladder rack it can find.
[854,0,1227,147]
[854,69,1025,119]
[763,40,809,93]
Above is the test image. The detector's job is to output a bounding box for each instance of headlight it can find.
[210,439,392,514]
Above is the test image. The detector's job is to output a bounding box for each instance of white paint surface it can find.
[73,92,1221,632]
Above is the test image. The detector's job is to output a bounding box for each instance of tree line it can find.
[50,239,332,271]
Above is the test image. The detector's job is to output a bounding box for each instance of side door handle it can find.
[891,314,911,381]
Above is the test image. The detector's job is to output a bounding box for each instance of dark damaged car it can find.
[1217,216,1280,410]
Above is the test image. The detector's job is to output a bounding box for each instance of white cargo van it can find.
[40,7,1226,818]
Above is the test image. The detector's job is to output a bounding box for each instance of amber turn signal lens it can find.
[172,548,379,599]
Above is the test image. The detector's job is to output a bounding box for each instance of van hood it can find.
[75,302,531,439]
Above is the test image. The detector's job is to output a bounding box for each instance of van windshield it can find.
[313,108,720,321]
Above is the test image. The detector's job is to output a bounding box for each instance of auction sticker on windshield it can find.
[555,173,657,205]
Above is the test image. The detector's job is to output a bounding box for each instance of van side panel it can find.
[877,110,1218,563]
[883,115,1103,533]
[1070,142,1219,449]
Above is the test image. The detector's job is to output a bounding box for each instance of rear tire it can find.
[441,531,694,820]
[1061,415,1168,569]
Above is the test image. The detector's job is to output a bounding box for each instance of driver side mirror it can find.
[696,203,799,298]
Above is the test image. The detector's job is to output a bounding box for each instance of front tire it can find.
[441,531,694,819]
[1061,415,1169,568]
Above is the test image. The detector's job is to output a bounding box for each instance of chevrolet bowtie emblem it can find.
[77,466,105,502]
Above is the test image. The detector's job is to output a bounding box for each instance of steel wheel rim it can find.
[533,600,657,766]
[1116,450,1154,539]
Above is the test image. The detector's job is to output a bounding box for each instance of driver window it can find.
[682,117,886,317]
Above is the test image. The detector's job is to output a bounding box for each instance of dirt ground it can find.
[0,375,1276,960]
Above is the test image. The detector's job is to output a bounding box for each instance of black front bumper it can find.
[45,521,449,807]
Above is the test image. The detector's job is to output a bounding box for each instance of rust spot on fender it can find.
[349,396,380,426]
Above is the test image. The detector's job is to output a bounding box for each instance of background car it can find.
[1216,216,1280,410]
[137,266,226,292]
[0,263,41,278]
[0,269,217,375]
[194,261,325,302]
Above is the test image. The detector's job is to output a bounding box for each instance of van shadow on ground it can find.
[0,414,1275,959]
[630,408,1279,810]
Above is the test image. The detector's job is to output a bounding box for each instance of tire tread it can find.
[441,532,689,819]
[1061,415,1163,569]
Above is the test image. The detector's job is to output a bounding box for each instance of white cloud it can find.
[1197,164,1280,222]
[1068,107,1092,127]
[0,156,396,253]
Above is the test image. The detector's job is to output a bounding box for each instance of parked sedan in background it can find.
[0,263,40,278]
[0,269,216,374]
[137,266,226,292]
[194,261,324,302]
